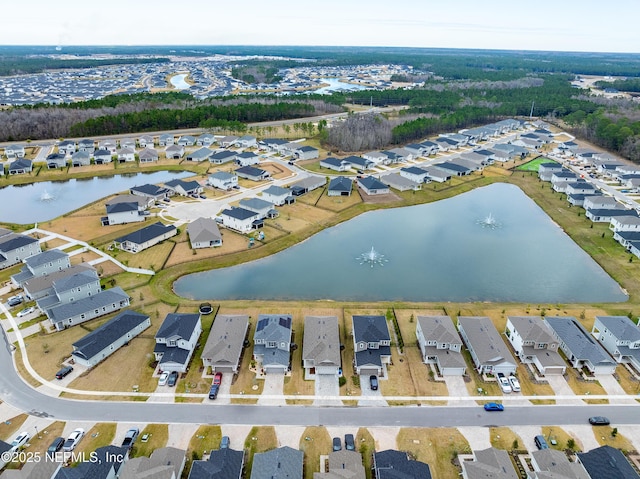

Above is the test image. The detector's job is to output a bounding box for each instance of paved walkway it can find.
[595,374,637,404]
[546,376,583,405]
[258,374,286,406]
[458,427,491,451]
[368,427,399,450]
[276,426,306,448]
[509,425,542,452]
[313,375,341,406]
[444,376,476,406]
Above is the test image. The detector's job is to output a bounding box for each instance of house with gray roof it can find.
[379,173,421,191]
[352,315,391,376]
[188,217,222,249]
[460,447,518,479]
[320,157,350,172]
[457,316,516,375]
[584,195,619,210]
[114,222,177,254]
[433,162,471,176]
[220,136,239,148]
[94,149,113,164]
[201,315,249,373]
[538,162,563,181]
[209,172,238,190]
[177,135,196,147]
[11,249,70,286]
[239,198,277,219]
[586,206,638,223]
[592,316,640,371]
[328,177,353,197]
[545,316,616,374]
[610,216,640,233]
[303,316,341,378]
[197,133,216,147]
[120,447,186,479]
[8,158,33,175]
[235,165,269,181]
[315,451,365,479]
[117,147,136,163]
[505,316,565,375]
[219,207,261,233]
[0,234,41,270]
[154,313,202,373]
[356,176,390,196]
[138,135,155,148]
[237,135,257,148]
[165,144,185,159]
[47,286,130,331]
[138,147,159,163]
[373,450,431,479]
[346,155,376,169]
[249,447,303,479]
[188,447,243,479]
[289,176,326,196]
[71,150,91,167]
[235,151,260,167]
[187,147,214,162]
[71,310,151,367]
[4,144,25,159]
[424,166,451,183]
[159,134,175,146]
[253,314,293,374]
[103,195,149,226]
[99,140,117,153]
[120,138,137,150]
[259,138,289,152]
[577,446,640,479]
[210,151,237,165]
[164,179,203,196]
[57,140,76,155]
[262,185,294,205]
[400,166,430,184]
[293,145,319,160]
[37,268,101,312]
[54,445,128,479]
[416,316,466,376]
[130,184,170,202]
[0,450,59,479]
[529,449,590,479]
[46,153,68,169]
[22,264,95,301]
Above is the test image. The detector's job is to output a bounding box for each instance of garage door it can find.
[359,367,379,376]
[264,366,286,374]
[213,366,235,373]
[316,366,338,375]
[544,367,565,375]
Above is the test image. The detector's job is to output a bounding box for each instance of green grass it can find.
[516,156,557,172]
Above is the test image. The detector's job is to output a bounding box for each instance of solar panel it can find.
[256,318,269,331]
[279,316,292,329]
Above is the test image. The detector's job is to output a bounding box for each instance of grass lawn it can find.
[516,157,556,172]
[563,365,607,403]
[0,414,28,442]
[25,421,65,453]
[76,423,117,455]
[244,427,278,475]
[592,426,635,452]
[396,428,471,479]
[615,365,640,395]
[298,426,331,479]
[490,427,522,450]
[541,426,579,452]
[131,424,169,457]
[165,228,249,268]
[315,190,363,212]
[186,425,222,459]
[355,428,376,479]
[111,239,175,271]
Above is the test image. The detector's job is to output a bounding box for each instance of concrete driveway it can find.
[509,425,542,452]
[546,375,582,405]
[561,425,600,452]
[314,375,341,406]
[458,427,491,451]
[258,374,285,406]
[444,376,476,406]
[595,374,636,404]
[215,373,232,405]
[358,375,388,407]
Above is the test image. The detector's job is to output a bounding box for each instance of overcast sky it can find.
[1,0,639,53]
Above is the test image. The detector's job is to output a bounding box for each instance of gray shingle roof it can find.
[457,316,515,366]
[462,447,518,479]
[72,310,149,361]
[48,287,129,324]
[303,316,340,367]
[156,313,200,343]
[531,449,590,479]
[263,185,290,196]
[239,198,273,211]
[545,316,615,367]
[119,447,185,479]
[221,207,259,221]
[578,446,640,479]
[255,314,292,343]
[0,234,38,252]
[374,450,432,479]
[352,315,390,343]
[595,316,640,343]
[106,202,139,214]
[131,184,168,196]
[328,177,353,193]
[24,249,68,268]
[54,446,128,479]
[201,315,249,367]
[53,269,99,293]
[115,222,176,245]
[250,447,303,479]
[188,217,222,244]
[188,448,243,479]
[236,165,266,177]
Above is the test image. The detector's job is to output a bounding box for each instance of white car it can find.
[158,372,169,386]
[498,375,512,394]
[10,431,31,451]
[16,306,35,318]
[63,428,85,452]
[509,376,521,392]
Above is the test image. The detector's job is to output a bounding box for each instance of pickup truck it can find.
[121,428,139,449]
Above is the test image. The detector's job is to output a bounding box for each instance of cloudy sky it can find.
[1,0,638,53]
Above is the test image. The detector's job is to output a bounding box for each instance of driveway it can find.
[276,426,305,448]
[444,376,476,406]
[458,427,491,451]
[546,375,582,405]
[595,374,636,404]
[561,425,600,452]
[220,425,253,450]
[215,373,232,405]
[167,424,199,449]
[509,425,542,452]
[258,374,285,406]
[358,375,388,407]
[314,374,341,406]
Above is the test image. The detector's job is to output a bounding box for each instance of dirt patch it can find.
[357,188,401,204]
[260,162,294,180]
[397,428,470,479]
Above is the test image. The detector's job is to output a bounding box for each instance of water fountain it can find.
[477,212,501,229]
[40,190,54,201]
[357,246,388,268]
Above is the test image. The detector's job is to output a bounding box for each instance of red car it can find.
[214,372,223,386]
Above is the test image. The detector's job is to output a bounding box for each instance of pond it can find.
[0,170,192,224]
[174,183,628,303]
[170,73,191,90]
[314,78,368,94]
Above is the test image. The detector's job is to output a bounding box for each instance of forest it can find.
[0,56,169,76]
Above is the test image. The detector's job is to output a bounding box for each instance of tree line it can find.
[0,56,169,76]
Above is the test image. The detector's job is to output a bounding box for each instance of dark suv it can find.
[369,375,378,391]
[55,365,73,380]
[344,434,355,451]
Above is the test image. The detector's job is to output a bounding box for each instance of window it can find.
[268,341,277,348]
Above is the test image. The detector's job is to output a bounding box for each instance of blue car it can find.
[484,402,504,412]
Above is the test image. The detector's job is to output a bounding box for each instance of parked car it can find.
[121,428,139,449]
[158,371,169,386]
[214,372,223,386]
[220,436,230,449]
[288,160,295,165]
[332,437,342,451]
[534,435,549,450]
[63,428,85,452]
[47,437,65,456]
[508,376,521,393]
[589,416,610,425]
[167,371,179,387]
[483,402,504,412]
[7,295,23,307]
[55,365,73,380]
[369,375,378,391]
[16,306,35,318]
[208,384,220,400]
[497,373,512,394]
[10,431,31,451]
[344,434,355,451]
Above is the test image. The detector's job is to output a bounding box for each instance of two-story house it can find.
[352,315,391,377]
[0,233,41,270]
[154,313,203,373]
[416,316,466,376]
[37,268,102,313]
[592,316,640,372]
[505,316,566,375]
[253,314,292,374]
[11,249,70,286]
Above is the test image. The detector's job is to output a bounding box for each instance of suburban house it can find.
[36,268,102,314]
[47,286,130,331]
[239,198,277,219]
[8,158,33,175]
[164,179,203,196]
[610,216,640,232]
[117,147,136,163]
[545,316,617,374]
[138,135,155,148]
[196,133,216,147]
[529,449,590,479]
[457,316,517,375]
[187,147,214,162]
[435,161,472,176]
[22,264,95,301]
[120,138,137,150]
[54,445,129,479]
[352,315,391,376]
[138,148,159,163]
[209,172,238,190]
[356,176,390,196]
[220,135,239,148]
[159,134,175,146]
[154,313,202,373]
[249,447,303,479]
[346,155,376,170]
[235,151,260,166]
[235,165,269,181]
[113,222,177,254]
[187,217,222,249]
[253,314,293,374]
[288,176,326,196]
[373,450,432,479]
[585,205,638,223]
[420,140,439,156]
[504,316,566,376]
[460,448,518,479]
[328,177,353,196]
[120,447,186,479]
[416,316,466,376]
[237,135,257,148]
[302,315,341,378]
[404,143,426,157]
[71,150,91,166]
[0,233,41,270]
[424,166,451,183]
[71,310,151,368]
[565,181,597,196]
[584,195,619,210]
[400,166,430,183]
[98,140,117,153]
[258,138,289,152]
[103,195,150,226]
[58,140,76,155]
[320,157,350,172]
[11,249,70,286]
[592,316,640,371]
[177,135,196,147]
[46,153,68,169]
[219,207,262,233]
[577,446,640,479]
[293,145,319,160]
[261,185,294,205]
[188,446,244,479]
[130,184,170,202]
[380,173,421,191]
[4,144,25,158]
[538,162,563,181]
[316,451,365,479]
[210,150,237,165]
[201,314,249,373]
[165,144,185,159]
[386,147,412,162]
[94,149,113,164]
